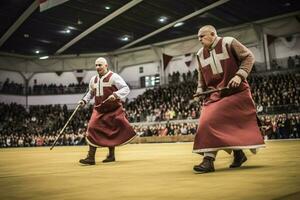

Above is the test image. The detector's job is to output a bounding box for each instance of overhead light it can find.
[59,29,71,34]
[35,50,40,54]
[174,22,184,27]
[68,26,77,30]
[158,16,168,23]
[120,35,132,42]
[77,18,82,25]
[37,39,52,44]
[105,6,111,10]
[24,33,29,38]
[121,36,129,41]
[39,56,49,60]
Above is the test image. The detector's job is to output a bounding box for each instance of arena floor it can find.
[0,140,300,200]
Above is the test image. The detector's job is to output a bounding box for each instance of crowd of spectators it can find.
[134,113,300,140]
[0,78,24,95]
[134,122,198,137]
[271,55,300,70]
[125,71,299,122]
[28,82,88,95]
[0,103,89,148]
[125,80,200,123]
[249,73,299,114]
[258,114,300,140]
[0,100,299,148]
[0,79,88,95]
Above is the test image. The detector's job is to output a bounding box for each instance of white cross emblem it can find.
[199,39,230,75]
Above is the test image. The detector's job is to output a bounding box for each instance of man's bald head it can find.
[95,57,109,76]
[198,25,217,36]
[198,25,218,48]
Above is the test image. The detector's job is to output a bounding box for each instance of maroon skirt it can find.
[193,88,265,153]
[86,106,136,147]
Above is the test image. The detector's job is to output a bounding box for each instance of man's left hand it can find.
[228,75,242,88]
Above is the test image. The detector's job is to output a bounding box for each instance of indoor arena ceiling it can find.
[0,0,300,56]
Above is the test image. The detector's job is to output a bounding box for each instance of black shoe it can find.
[79,145,96,165]
[193,156,215,174]
[102,156,115,163]
[230,150,247,168]
[79,157,95,165]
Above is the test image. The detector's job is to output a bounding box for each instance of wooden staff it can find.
[50,89,90,150]
[50,104,81,150]
[193,86,229,98]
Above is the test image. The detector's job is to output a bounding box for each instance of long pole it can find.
[50,104,81,150]
[193,87,229,98]
[50,88,89,150]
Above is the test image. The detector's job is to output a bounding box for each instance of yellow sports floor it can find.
[0,140,300,200]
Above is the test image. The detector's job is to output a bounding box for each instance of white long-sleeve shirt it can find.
[83,71,130,103]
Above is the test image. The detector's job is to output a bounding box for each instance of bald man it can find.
[79,57,136,165]
[193,25,265,173]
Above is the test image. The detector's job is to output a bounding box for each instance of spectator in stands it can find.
[78,57,136,165]
[287,56,295,68]
[271,59,280,69]
[192,25,265,173]
[295,55,300,68]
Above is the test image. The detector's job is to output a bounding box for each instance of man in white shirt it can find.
[79,57,136,165]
